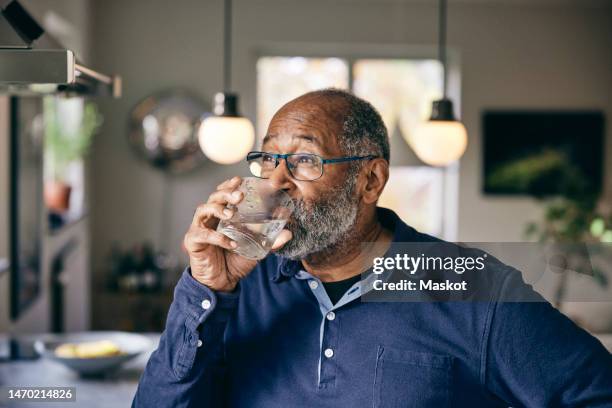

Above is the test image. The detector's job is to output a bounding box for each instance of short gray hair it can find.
[304,88,390,163]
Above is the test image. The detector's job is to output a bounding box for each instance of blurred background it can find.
[0,0,611,404]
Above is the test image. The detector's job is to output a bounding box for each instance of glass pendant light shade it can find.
[198,92,254,165]
[411,121,467,166]
[411,98,467,166]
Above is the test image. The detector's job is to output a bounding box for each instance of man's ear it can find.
[360,158,389,205]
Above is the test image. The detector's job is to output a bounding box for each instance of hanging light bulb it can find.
[410,0,468,167]
[199,93,254,165]
[198,0,254,164]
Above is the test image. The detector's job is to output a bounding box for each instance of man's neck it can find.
[301,207,393,282]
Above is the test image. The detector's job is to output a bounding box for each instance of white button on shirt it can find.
[197,339,203,348]
[324,348,334,358]
[201,299,212,310]
[309,280,319,290]
[326,311,335,321]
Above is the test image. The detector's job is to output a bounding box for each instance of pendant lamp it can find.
[410,0,467,167]
[198,0,254,164]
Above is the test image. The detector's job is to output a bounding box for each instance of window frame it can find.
[252,43,461,241]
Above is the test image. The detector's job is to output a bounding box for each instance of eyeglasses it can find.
[246,151,378,181]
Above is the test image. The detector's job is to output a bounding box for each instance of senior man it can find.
[133,89,612,407]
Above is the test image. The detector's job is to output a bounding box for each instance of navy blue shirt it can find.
[133,208,612,407]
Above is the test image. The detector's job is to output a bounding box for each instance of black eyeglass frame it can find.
[246,151,379,181]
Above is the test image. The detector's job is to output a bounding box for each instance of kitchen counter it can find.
[0,333,160,408]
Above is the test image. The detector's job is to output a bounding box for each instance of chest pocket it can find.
[373,345,453,408]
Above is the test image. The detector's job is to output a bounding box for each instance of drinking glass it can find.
[217,177,294,260]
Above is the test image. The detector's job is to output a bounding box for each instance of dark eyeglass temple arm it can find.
[322,155,378,164]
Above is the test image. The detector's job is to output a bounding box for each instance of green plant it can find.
[44,97,103,181]
[487,149,593,200]
[525,166,612,307]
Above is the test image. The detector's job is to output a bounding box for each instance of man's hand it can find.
[183,176,292,292]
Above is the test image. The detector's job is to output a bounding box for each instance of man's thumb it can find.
[270,229,292,251]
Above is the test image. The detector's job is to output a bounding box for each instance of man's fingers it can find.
[216,176,242,191]
[186,227,237,252]
[270,229,293,251]
[207,189,244,205]
[192,203,234,228]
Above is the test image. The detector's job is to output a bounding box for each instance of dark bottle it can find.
[119,249,139,292]
[141,242,161,292]
[107,243,123,291]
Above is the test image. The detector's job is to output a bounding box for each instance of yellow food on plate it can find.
[54,340,123,358]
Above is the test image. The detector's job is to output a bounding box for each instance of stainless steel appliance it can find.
[0,0,121,97]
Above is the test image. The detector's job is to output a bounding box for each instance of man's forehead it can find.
[263,121,336,153]
[264,96,347,149]
[263,133,319,146]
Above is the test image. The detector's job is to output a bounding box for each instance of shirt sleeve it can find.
[132,267,240,408]
[483,269,612,407]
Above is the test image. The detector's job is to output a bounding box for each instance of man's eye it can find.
[261,154,275,163]
[297,155,315,165]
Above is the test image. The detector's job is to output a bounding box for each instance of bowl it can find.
[34,331,152,376]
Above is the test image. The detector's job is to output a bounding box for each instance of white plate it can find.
[34,331,151,376]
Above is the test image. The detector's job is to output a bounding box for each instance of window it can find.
[257,57,349,137]
[257,56,456,239]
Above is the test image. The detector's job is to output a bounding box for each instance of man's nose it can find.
[267,159,295,191]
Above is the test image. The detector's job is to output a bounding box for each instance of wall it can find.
[88,0,612,299]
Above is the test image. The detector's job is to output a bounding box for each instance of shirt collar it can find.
[271,207,418,283]
[271,257,302,282]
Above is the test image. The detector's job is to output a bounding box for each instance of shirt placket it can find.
[297,271,364,390]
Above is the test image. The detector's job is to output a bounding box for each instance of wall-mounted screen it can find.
[483,110,604,197]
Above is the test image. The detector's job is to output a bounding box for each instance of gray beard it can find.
[276,179,359,260]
